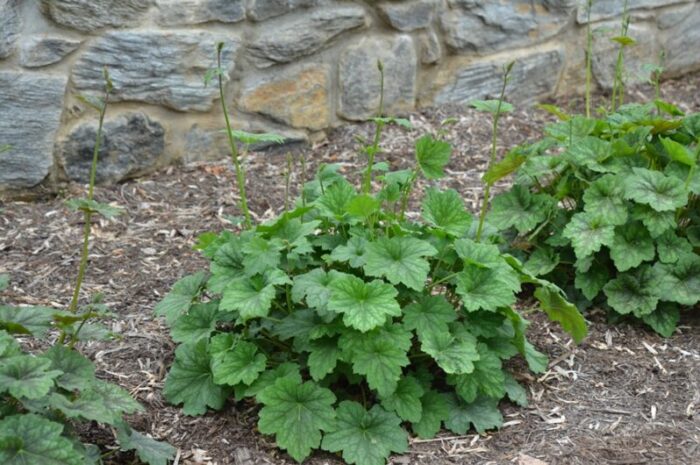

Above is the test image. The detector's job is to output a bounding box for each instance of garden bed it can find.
[1,75,699,465]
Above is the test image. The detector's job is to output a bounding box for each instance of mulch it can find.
[1,74,699,465]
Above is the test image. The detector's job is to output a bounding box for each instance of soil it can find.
[1,75,699,465]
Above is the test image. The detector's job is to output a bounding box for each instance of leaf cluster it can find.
[488,103,700,336]
[158,133,586,465]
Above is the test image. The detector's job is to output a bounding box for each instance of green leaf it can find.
[242,236,283,275]
[322,401,408,465]
[665,162,700,195]
[611,35,636,46]
[221,270,289,321]
[340,326,412,397]
[346,194,380,219]
[656,231,693,264]
[623,168,688,211]
[307,337,340,381]
[329,237,368,268]
[563,212,615,259]
[171,301,220,344]
[154,272,207,325]
[0,414,83,465]
[563,136,611,172]
[575,265,610,301]
[316,179,357,219]
[609,223,655,272]
[448,343,505,402]
[470,99,514,114]
[483,148,526,184]
[455,265,520,312]
[534,287,587,343]
[65,198,124,219]
[163,340,228,415]
[212,340,266,386]
[641,303,680,337]
[652,254,700,306]
[416,135,451,179]
[445,395,503,435]
[632,205,677,237]
[327,274,401,332]
[582,174,629,226]
[603,266,659,316]
[420,328,479,375]
[660,137,696,167]
[504,373,528,407]
[258,378,336,463]
[85,379,143,422]
[43,345,96,391]
[523,247,560,277]
[402,295,457,341]
[0,274,9,292]
[229,130,285,145]
[421,188,473,237]
[239,362,301,400]
[379,376,424,423]
[116,423,176,465]
[524,341,548,373]
[363,236,437,291]
[411,391,449,439]
[292,269,339,312]
[454,238,502,268]
[207,239,247,293]
[0,305,54,336]
[0,355,62,399]
[488,186,554,234]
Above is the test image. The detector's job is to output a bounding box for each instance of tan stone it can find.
[239,65,331,131]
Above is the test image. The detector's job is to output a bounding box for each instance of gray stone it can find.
[40,0,152,32]
[377,0,437,31]
[156,0,245,26]
[591,23,659,90]
[664,5,700,75]
[182,125,228,163]
[0,0,21,59]
[247,0,323,22]
[441,0,572,54]
[72,31,239,112]
[435,49,564,106]
[577,0,690,23]
[0,72,67,189]
[420,29,442,65]
[19,36,82,68]
[60,113,165,184]
[658,2,697,29]
[248,5,367,68]
[338,35,417,121]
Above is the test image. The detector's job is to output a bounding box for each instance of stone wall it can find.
[2,0,700,194]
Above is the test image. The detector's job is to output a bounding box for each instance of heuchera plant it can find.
[488,101,700,337]
[157,54,586,465]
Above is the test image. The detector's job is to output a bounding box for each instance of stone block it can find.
[247,0,323,22]
[247,5,367,68]
[338,35,417,121]
[664,5,700,75]
[59,113,165,184]
[377,0,437,31]
[156,0,245,26]
[72,31,239,112]
[0,72,67,189]
[0,0,21,59]
[434,49,564,106]
[240,65,331,130]
[577,0,690,23]
[40,0,152,32]
[420,29,442,65]
[20,37,82,68]
[441,0,572,54]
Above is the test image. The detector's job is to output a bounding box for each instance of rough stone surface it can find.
[240,65,331,130]
[0,0,21,59]
[339,35,417,121]
[156,0,245,26]
[377,0,437,31]
[435,49,564,105]
[664,5,700,75]
[72,31,238,112]
[592,23,659,90]
[247,5,367,68]
[577,0,690,23]
[657,2,696,29]
[19,36,82,68]
[0,72,67,189]
[182,125,228,163]
[60,113,165,184]
[40,0,152,32]
[420,29,442,65]
[247,0,323,21]
[441,0,572,54]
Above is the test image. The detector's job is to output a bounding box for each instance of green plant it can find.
[157,74,586,465]
[0,69,175,465]
[585,0,594,118]
[610,0,635,112]
[641,51,666,102]
[488,102,700,336]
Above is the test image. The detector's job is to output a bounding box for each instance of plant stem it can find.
[362,60,385,194]
[611,1,630,113]
[475,63,514,243]
[398,169,418,221]
[585,0,594,118]
[217,43,251,229]
[284,152,293,212]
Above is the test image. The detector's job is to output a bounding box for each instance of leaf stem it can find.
[585,0,593,118]
[362,60,385,194]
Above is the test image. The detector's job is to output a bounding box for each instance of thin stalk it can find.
[300,153,308,210]
[398,169,419,220]
[217,43,251,229]
[475,63,514,242]
[284,152,293,212]
[585,0,594,118]
[362,60,385,194]
[611,2,630,112]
